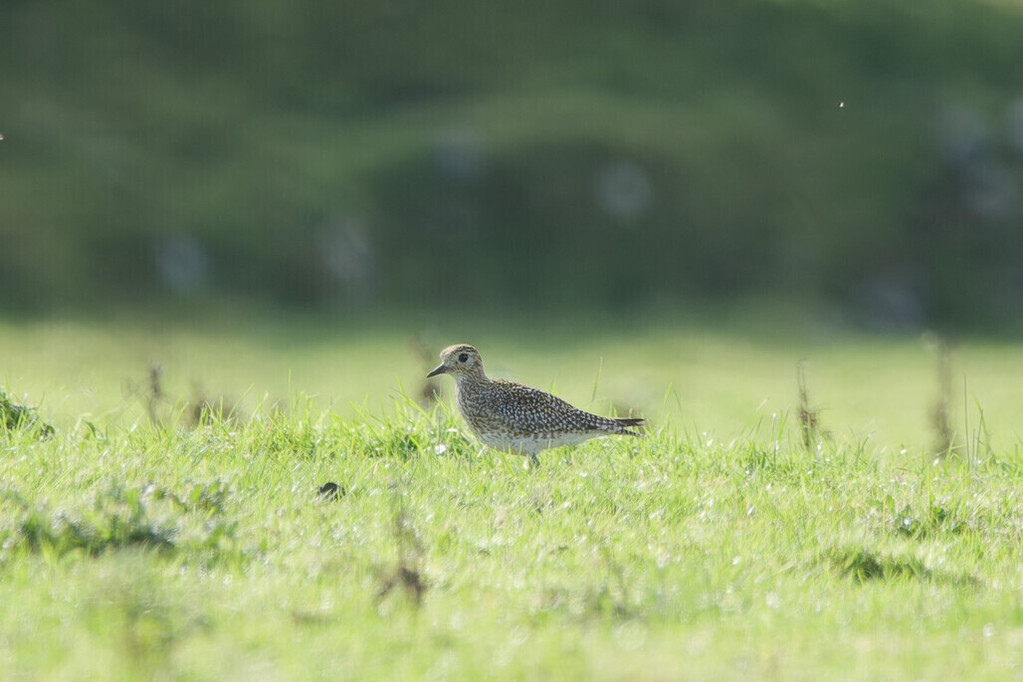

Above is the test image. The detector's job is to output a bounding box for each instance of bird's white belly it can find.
[477,430,595,455]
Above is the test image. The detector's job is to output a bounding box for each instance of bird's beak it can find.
[426,364,447,378]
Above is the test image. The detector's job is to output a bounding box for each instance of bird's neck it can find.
[455,370,489,388]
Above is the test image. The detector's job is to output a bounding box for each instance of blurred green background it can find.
[3,0,1023,327]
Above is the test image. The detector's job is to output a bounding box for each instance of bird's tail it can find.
[614,417,645,436]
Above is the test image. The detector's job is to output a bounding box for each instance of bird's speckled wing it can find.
[460,379,621,437]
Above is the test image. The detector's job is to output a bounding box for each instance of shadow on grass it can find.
[0,481,236,559]
[824,546,980,588]
[0,390,53,438]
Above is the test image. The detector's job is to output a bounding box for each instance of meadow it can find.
[2,310,1023,680]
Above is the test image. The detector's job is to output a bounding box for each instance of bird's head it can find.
[427,344,485,380]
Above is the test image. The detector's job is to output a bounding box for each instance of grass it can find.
[2,311,1023,679]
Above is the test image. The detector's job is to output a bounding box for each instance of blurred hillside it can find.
[2,0,1023,326]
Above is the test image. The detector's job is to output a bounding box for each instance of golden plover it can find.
[427,344,644,464]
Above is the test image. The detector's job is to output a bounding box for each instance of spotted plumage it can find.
[427,344,644,463]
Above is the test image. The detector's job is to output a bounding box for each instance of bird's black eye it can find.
[458,353,469,363]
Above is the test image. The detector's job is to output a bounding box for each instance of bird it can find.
[426,344,644,465]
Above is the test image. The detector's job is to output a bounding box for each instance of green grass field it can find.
[2,312,1023,679]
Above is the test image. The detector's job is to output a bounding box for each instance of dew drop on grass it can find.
[983,623,995,638]
[615,621,648,650]
[509,626,529,647]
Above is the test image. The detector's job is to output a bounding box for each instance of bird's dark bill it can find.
[426,364,447,378]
